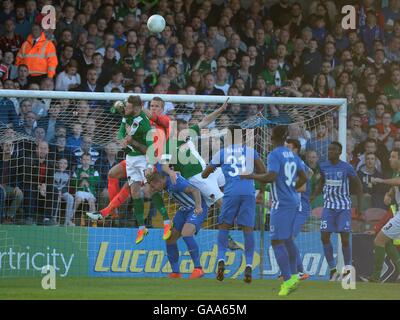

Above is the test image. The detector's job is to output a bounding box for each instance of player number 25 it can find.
[284,162,297,187]
[227,155,246,177]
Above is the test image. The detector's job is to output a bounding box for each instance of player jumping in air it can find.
[361,148,400,282]
[202,125,266,283]
[87,97,173,243]
[147,171,208,279]
[310,142,363,281]
[286,138,312,281]
[241,125,307,296]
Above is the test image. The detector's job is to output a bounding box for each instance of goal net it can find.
[0,90,346,279]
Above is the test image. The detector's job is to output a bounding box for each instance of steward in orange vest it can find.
[16,24,58,80]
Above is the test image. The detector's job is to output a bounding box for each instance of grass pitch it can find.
[0,277,399,300]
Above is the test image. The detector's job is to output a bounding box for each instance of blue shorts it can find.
[293,210,310,238]
[320,208,351,233]
[172,202,208,234]
[270,207,297,240]
[218,195,256,228]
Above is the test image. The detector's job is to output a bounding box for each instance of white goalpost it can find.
[0,89,347,279]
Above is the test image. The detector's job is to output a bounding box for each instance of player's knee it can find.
[320,233,331,244]
[271,239,284,246]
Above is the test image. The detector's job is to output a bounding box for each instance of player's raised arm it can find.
[197,97,229,129]
[295,169,307,190]
[184,185,203,214]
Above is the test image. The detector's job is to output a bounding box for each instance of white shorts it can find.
[381,213,400,240]
[188,171,224,207]
[75,191,96,202]
[126,155,147,185]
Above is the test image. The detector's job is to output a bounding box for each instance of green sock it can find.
[151,192,169,220]
[385,242,400,272]
[133,198,144,226]
[372,245,386,280]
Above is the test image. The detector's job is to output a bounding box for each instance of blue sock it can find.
[285,239,299,275]
[183,236,201,269]
[296,248,304,273]
[243,231,255,267]
[272,243,291,281]
[323,242,336,269]
[217,229,229,262]
[166,243,180,273]
[342,244,352,266]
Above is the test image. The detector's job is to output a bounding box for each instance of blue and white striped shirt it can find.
[165,174,206,211]
[320,160,356,210]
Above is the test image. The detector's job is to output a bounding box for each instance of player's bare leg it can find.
[366,230,400,282]
[166,229,182,278]
[321,232,338,280]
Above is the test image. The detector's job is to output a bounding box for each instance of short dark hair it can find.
[127,95,142,106]
[286,138,301,153]
[331,141,342,153]
[272,125,288,144]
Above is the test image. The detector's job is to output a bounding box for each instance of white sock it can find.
[164,219,170,225]
[139,225,145,231]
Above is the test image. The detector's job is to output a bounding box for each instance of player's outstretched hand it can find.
[194,207,203,215]
[371,177,384,184]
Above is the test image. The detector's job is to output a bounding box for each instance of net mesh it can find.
[0,95,340,278]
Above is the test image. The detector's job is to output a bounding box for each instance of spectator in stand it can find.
[306,122,332,162]
[0,19,23,56]
[55,4,85,43]
[56,44,74,74]
[104,68,125,93]
[377,111,398,150]
[15,64,29,89]
[16,111,36,137]
[357,152,388,209]
[349,113,368,145]
[73,135,100,167]
[199,72,225,95]
[384,68,400,99]
[66,123,83,151]
[77,41,96,78]
[53,158,75,226]
[77,67,104,92]
[0,97,19,129]
[1,51,18,80]
[71,153,100,226]
[15,24,58,84]
[14,4,31,41]
[22,141,58,225]
[0,140,24,224]
[54,60,81,92]
[50,134,75,168]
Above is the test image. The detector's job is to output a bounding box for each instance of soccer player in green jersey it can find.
[118,95,153,244]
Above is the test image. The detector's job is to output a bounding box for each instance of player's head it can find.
[81,153,92,166]
[271,125,288,146]
[146,172,166,192]
[58,158,68,171]
[125,95,142,116]
[389,148,400,170]
[328,142,342,161]
[149,97,165,116]
[285,138,301,154]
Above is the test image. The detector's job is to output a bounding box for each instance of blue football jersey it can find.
[165,174,206,210]
[319,160,356,210]
[210,144,259,196]
[267,146,304,209]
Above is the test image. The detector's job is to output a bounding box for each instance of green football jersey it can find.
[118,111,152,156]
[163,124,205,179]
[72,166,100,194]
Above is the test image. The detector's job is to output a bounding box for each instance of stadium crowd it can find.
[0,0,400,230]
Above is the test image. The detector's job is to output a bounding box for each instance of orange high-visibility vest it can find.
[15,32,58,78]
